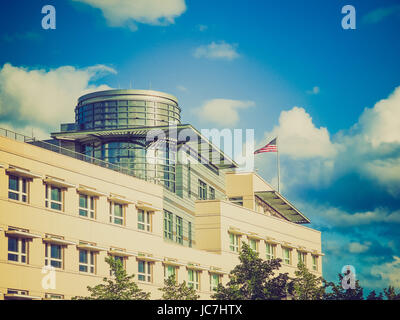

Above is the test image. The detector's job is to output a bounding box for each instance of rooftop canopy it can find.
[52,124,238,169]
[255,191,310,224]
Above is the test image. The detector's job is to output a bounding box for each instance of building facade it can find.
[0,90,323,300]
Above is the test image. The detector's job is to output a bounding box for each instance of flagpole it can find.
[277,136,280,193]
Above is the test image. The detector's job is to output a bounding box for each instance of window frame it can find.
[138,260,153,283]
[282,247,292,265]
[210,273,221,292]
[312,255,318,271]
[79,249,96,274]
[229,233,240,253]
[8,174,28,203]
[164,210,173,240]
[8,236,28,264]
[45,243,63,269]
[45,184,63,211]
[109,201,125,226]
[198,179,207,200]
[209,186,215,200]
[265,243,276,260]
[176,215,183,244]
[188,269,200,290]
[138,209,152,232]
[298,251,307,265]
[164,265,177,280]
[79,193,96,219]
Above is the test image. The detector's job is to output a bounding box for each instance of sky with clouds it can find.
[0,0,399,294]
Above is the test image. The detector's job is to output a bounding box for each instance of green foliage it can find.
[366,290,383,300]
[383,286,400,300]
[159,275,200,300]
[323,272,364,300]
[288,262,325,300]
[73,256,150,300]
[212,243,289,300]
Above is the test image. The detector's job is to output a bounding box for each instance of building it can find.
[0,89,323,300]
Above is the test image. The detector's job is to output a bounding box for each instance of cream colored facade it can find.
[0,133,323,300]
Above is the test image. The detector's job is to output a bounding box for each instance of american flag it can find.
[254,138,277,154]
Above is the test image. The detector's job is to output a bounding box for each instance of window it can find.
[164,210,173,240]
[110,255,125,276]
[110,202,125,225]
[312,255,318,271]
[138,209,152,231]
[188,222,192,248]
[138,260,152,282]
[45,185,62,211]
[266,243,276,260]
[198,180,207,200]
[176,216,183,244]
[210,274,220,291]
[8,175,28,203]
[45,243,63,269]
[229,233,240,253]
[188,269,200,290]
[229,197,243,206]
[187,161,191,198]
[209,187,215,200]
[282,247,292,265]
[79,194,95,219]
[45,293,64,300]
[249,239,258,252]
[8,237,27,263]
[164,265,177,280]
[298,251,307,265]
[79,250,95,273]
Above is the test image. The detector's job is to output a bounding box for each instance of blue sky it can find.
[0,0,399,294]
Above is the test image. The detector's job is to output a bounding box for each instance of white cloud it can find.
[0,63,114,137]
[194,99,254,127]
[349,242,371,253]
[193,41,240,61]
[266,106,338,159]
[72,0,186,30]
[370,256,400,288]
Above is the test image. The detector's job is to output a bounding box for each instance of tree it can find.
[73,256,150,300]
[288,262,325,300]
[159,275,200,300]
[366,290,383,300]
[323,272,364,300]
[212,243,289,300]
[383,286,400,300]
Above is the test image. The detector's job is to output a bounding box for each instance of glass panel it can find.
[79,250,87,263]
[9,175,19,191]
[79,194,88,208]
[51,187,61,201]
[8,238,18,252]
[51,245,61,259]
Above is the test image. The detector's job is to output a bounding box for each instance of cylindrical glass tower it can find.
[73,90,180,192]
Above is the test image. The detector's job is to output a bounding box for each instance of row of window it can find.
[229,233,319,271]
[163,210,193,247]
[5,229,222,292]
[198,179,215,200]
[8,174,154,230]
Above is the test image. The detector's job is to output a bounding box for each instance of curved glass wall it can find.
[82,140,176,192]
[75,100,180,130]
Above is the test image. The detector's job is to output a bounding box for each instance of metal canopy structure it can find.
[255,191,310,224]
[51,124,238,169]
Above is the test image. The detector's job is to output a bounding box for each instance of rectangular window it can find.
[176,216,183,244]
[110,202,125,225]
[45,243,63,269]
[164,210,173,240]
[229,197,243,206]
[229,233,240,253]
[8,237,27,263]
[164,265,177,280]
[198,180,207,200]
[209,187,215,200]
[266,243,276,260]
[312,255,318,271]
[45,185,63,211]
[249,239,258,252]
[188,222,192,248]
[138,260,152,282]
[8,175,28,203]
[79,250,95,274]
[110,255,124,276]
[188,269,200,290]
[138,209,152,231]
[210,274,220,291]
[79,194,95,219]
[298,251,307,265]
[282,247,292,265]
[187,162,191,198]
